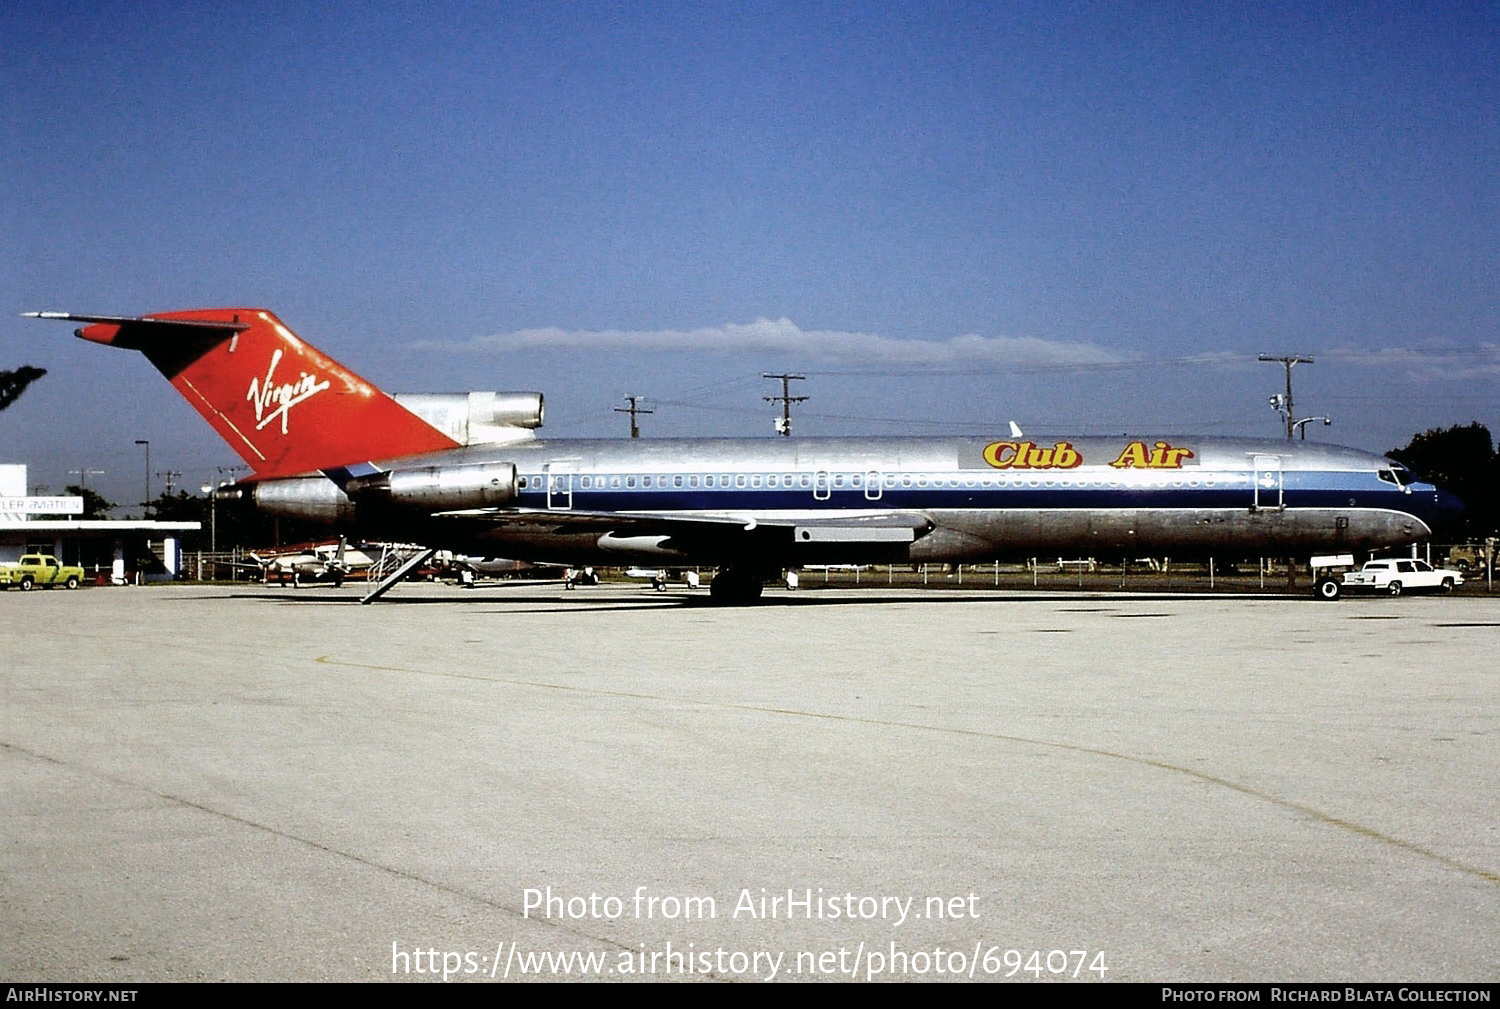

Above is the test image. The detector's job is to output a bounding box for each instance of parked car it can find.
[0,554,85,591]
[1445,543,1494,574]
[1339,558,1463,597]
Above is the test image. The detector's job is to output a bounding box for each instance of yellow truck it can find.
[1,554,85,590]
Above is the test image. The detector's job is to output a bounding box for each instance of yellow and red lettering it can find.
[1109,440,1195,469]
[983,440,1084,470]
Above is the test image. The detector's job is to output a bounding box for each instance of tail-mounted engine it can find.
[346,462,518,512]
[392,392,544,445]
[215,461,519,524]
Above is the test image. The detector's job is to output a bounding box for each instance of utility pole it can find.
[762,373,807,437]
[157,470,183,496]
[1259,355,1314,440]
[614,395,653,438]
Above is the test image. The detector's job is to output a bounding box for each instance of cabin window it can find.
[610,476,621,489]
[673,475,683,488]
[751,474,762,488]
[689,475,699,487]
[736,474,747,488]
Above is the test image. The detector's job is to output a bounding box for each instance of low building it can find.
[0,464,201,583]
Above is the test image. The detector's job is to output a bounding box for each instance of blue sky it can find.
[3,2,1496,507]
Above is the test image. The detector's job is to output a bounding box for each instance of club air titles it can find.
[981,440,1195,470]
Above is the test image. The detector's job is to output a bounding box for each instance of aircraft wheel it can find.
[65,575,80,590]
[1387,580,1403,597]
[709,569,764,605]
[1315,577,1341,601]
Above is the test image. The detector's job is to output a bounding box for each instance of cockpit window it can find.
[1377,469,1402,487]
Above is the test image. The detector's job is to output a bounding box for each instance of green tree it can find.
[64,484,116,519]
[1387,423,1498,539]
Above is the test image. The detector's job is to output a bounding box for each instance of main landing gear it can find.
[708,567,765,605]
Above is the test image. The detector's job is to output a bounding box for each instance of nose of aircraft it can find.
[1409,482,1466,532]
[1435,486,1467,522]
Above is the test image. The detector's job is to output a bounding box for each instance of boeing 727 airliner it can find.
[28,308,1453,602]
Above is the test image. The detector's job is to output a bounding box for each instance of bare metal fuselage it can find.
[35,309,1448,584]
[247,434,1441,569]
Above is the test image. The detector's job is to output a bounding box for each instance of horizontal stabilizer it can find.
[28,308,460,477]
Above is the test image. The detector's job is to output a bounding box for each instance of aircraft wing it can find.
[434,506,934,544]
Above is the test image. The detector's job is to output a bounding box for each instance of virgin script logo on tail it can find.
[247,349,331,434]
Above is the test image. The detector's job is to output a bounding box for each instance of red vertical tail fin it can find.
[36,308,459,477]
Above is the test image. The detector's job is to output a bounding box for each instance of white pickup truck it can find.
[1320,558,1463,599]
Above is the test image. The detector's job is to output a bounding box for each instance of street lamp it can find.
[134,440,150,516]
[1292,416,1332,440]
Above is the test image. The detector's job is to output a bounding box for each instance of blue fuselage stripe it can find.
[512,470,1427,518]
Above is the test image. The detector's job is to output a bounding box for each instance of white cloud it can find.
[415,318,1123,367]
[1320,345,1500,379]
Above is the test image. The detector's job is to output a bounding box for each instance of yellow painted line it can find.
[317,654,1499,887]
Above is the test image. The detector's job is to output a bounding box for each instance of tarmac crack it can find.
[313,656,1500,889]
[0,738,727,978]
